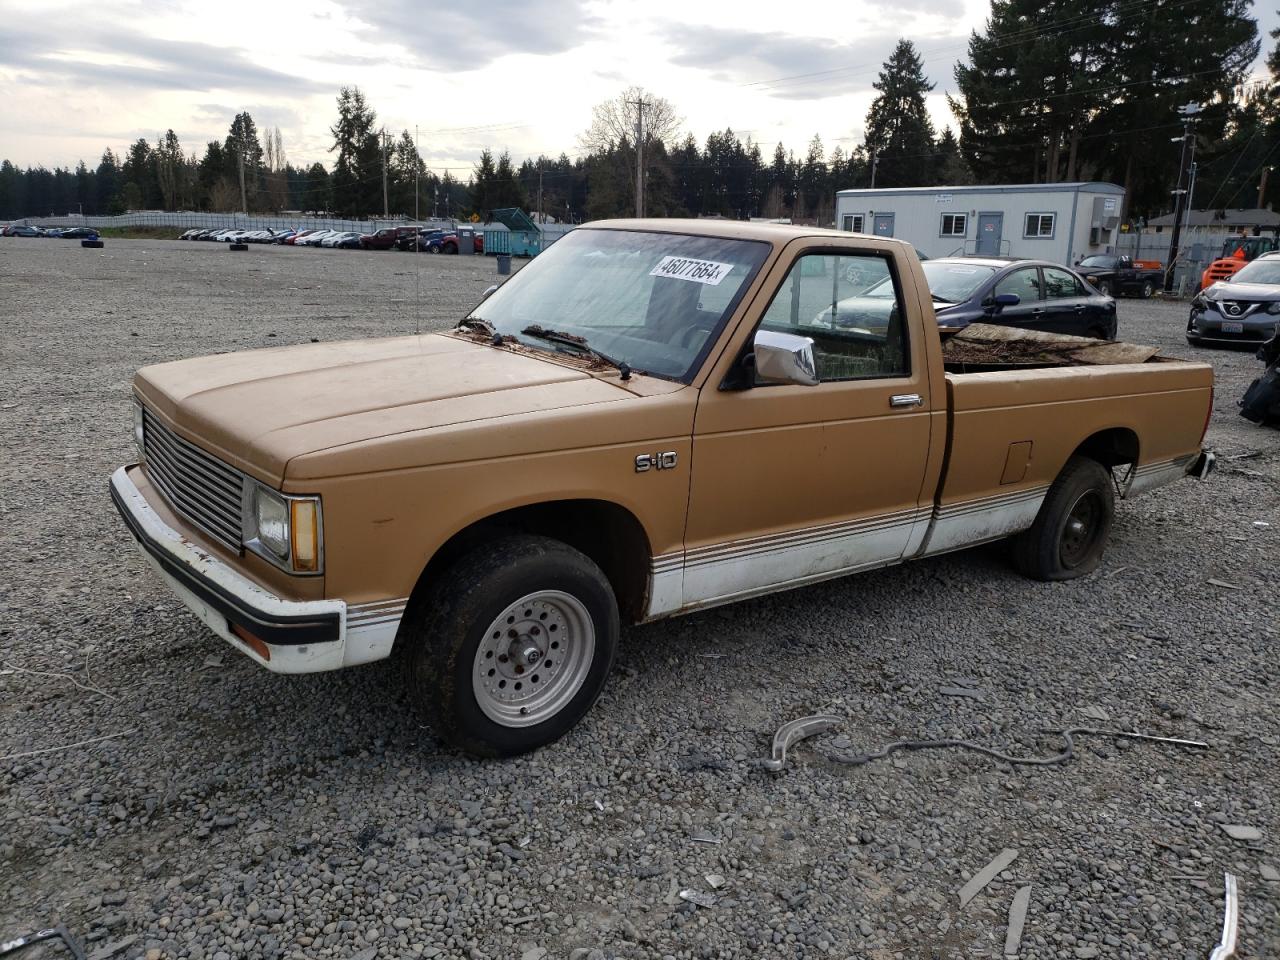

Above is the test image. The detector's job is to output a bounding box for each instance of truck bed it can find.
[918,325,1213,555]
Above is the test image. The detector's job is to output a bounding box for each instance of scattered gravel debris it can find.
[1,240,1278,957]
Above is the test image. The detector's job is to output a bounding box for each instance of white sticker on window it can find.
[649,255,734,285]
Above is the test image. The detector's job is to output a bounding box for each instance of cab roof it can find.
[587,218,916,251]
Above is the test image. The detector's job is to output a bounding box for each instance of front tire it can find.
[1140,280,1155,298]
[404,535,619,757]
[1011,456,1114,581]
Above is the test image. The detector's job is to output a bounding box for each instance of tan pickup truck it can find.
[111,220,1215,755]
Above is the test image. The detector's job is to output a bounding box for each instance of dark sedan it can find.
[817,257,1117,340]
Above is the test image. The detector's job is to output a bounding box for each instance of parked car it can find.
[272,229,297,244]
[396,228,435,251]
[817,257,1117,339]
[426,231,460,254]
[5,224,43,237]
[1074,254,1163,298]
[362,226,418,250]
[58,227,99,240]
[335,232,363,249]
[112,221,1214,756]
[1187,252,1280,348]
[298,230,334,247]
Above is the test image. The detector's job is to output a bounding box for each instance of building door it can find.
[976,212,1003,255]
[873,214,895,237]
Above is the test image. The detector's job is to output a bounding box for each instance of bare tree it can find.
[581,86,682,151]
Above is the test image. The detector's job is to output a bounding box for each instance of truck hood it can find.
[135,334,633,483]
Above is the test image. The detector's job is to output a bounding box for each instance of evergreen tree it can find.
[952,0,1258,217]
[0,159,21,219]
[470,148,498,215]
[865,39,937,187]
[329,87,380,216]
[154,129,184,210]
[493,150,527,209]
[933,127,974,185]
[96,149,121,214]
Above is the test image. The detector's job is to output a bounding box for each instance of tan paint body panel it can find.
[121,218,1214,653]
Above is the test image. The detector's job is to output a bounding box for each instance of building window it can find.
[940,213,967,237]
[1024,213,1055,238]
[842,214,865,233]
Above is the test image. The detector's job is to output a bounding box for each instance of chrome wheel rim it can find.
[472,590,595,728]
[1060,490,1103,568]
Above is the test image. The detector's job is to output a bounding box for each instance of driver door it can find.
[683,245,936,609]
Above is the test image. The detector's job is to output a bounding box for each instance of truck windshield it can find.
[467,228,770,381]
[1078,256,1118,269]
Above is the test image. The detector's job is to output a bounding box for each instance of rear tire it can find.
[1140,280,1155,298]
[229,243,248,251]
[1011,456,1114,581]
[81,239,103,248]
[404,535,619,757]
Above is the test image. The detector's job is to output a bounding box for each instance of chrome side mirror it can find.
[753,330,819,386]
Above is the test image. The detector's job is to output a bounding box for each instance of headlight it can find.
[254,487,290,559]
[246,483,323,574]
[1266,302,1280,315]
[133,403,145,459]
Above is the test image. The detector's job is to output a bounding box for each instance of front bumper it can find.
[111,465,360,673]
[1187,306,1277,345]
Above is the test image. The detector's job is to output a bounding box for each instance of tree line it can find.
[1,0,1275,224]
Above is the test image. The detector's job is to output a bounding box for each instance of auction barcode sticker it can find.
[649,255,734,286]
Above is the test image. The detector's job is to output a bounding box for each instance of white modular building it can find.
[834,182,1124,265]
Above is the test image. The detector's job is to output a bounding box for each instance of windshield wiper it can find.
[931,294,955,304]
[520,325,632,380]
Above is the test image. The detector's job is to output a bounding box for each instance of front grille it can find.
[141,408,245,551]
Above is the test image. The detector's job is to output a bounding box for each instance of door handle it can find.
[890,394,923,408]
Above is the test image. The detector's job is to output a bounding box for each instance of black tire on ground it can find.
[230,243,249,251]
[404,534,619,757]
[1011,455,1115,581]
[81,239,103,248]
[1140,279,1155,298]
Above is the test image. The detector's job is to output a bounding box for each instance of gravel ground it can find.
[1,237,1277,960]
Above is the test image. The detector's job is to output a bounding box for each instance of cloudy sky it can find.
[1,0,1276,175]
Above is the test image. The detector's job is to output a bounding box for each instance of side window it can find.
[757,253,907,382]
[994,267,1041,302]
[1042,266,1083,299]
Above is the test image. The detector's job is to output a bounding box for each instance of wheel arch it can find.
[400,499,653,648]
[1071,426,1139,471]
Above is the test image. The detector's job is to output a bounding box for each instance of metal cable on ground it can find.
[823,727,1208,769]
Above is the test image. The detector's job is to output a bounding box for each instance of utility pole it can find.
[1260,166,1273,210]
[237,146,247,214]
[381,128,389,219]
[414,125,419,223]
[869,148,879,189]
[537,169,543,225]
[627,97,647,218]
[1164,103,1201,292]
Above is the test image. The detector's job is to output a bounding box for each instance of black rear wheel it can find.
[1011,456,1115,581]
[1140,280,1155,298]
